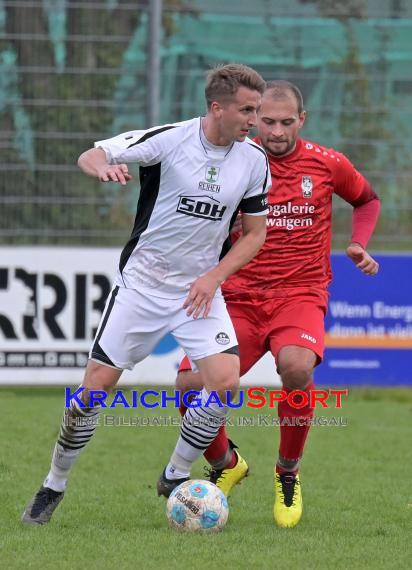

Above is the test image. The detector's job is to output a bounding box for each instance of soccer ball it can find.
[166,479,229,532]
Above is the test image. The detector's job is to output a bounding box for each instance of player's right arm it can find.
[78,147,132,185]
[78,126,173,184]
[183,213,267,319]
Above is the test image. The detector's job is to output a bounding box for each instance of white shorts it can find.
[90,286,239,370]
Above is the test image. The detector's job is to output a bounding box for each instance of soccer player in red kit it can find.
[176,80,380,528]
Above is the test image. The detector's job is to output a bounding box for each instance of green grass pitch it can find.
[0,387,411,569]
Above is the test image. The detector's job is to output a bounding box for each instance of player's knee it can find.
[201,366,239,403]
[280,364,313,391]
[176,370,202,392]
[199,353,239,402]
[213,373,239,403]
[176,370,204,406]
[82,360,121,398]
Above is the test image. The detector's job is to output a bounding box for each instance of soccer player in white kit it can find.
[22,64,271,524]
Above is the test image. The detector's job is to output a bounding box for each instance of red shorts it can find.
[178,288,328,375]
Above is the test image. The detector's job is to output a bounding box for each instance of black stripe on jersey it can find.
[218,143,269,260]
[246,139,266,157]
[119,126,178,274]
[246,139,270,193]
[126,125,177,148]
[119,163,161,273]
[240,192,268,214]
[219,204,241,261]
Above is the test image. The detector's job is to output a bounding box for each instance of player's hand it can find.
[183,274,221,319]
[98,163,132,185]
[346,243,379,276]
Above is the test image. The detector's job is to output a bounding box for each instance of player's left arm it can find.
[333,154,381,276]
[183,214,267,319]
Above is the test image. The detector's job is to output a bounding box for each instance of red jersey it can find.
[223,137,369,298]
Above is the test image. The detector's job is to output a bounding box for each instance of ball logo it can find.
[215,332,230,345]
[167,479,229,532]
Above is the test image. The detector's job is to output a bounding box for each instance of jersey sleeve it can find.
[239,148,271,216]
[330,150,380,248]
[94,127,173,166]
[331,151,368,202]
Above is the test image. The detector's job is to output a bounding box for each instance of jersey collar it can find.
[199,117,234,158]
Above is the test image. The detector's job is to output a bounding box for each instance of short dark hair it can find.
[205,64,266,109]
[265,80,304,114]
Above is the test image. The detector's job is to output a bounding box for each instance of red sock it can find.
[179,403,236,468]
[278,381,315,470]
[204,425,238,468]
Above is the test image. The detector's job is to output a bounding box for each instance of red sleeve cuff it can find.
[351,196,381,248]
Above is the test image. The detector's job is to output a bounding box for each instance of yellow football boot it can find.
[208,449,249,497]
[273,471,302,528]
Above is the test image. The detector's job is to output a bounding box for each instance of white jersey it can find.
[95,117,270,298]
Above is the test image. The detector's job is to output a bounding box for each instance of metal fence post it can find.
[147,0,162,126]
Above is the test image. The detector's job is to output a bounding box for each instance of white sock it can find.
[165,457,191,480]
[166,388,228,479]
[43,443,81,492]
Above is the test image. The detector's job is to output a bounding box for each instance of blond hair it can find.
[205,63,266,109]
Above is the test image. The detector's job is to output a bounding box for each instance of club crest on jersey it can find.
[205,165,220,183]
[301,176,313,198]
[199,165,221,193]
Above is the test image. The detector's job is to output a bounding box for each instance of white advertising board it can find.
[0,247,280,386]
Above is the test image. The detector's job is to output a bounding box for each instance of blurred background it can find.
[1,0,411,250]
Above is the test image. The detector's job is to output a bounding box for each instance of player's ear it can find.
[210,100,223,118]
[299,110,307,128]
